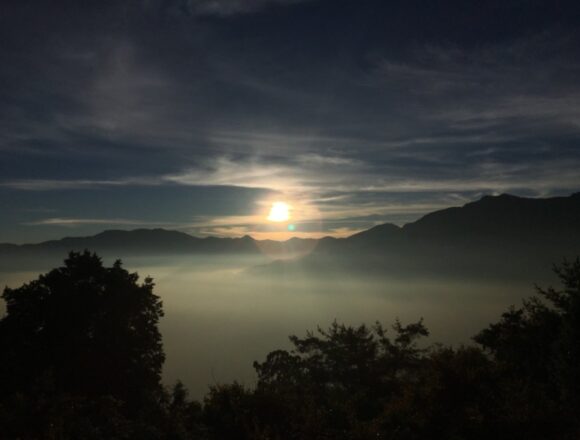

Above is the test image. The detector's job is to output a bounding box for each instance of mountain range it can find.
[2,192,580,278]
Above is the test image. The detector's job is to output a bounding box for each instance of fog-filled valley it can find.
[4,193,580,398]
[138,259,556,400]
[0,252,557,399]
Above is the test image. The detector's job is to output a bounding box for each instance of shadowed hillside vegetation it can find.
[1,252,579,439]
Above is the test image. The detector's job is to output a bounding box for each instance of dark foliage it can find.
[0,251,202,439]
[1,253,580,439]
[0,251,164,403]
[201,260,580,440]
[473,258,580,438]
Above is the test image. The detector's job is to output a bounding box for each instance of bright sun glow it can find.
[267,202,290,222]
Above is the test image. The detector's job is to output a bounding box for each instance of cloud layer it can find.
[1,0,580,242]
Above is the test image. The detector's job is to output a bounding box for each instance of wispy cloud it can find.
[165,157,305,192]
[1,177,160,191]
[25,218,176,227]
[369,35,580,132]
[181,0,314,16]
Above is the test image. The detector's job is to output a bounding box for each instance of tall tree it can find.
[0,251,165,407]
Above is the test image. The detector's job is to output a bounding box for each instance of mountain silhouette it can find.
[402,192,580,242]
[259,192,580,279]
[0,228,313,271]
[2,193,580,278]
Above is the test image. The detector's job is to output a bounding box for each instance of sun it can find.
[267,202,291,222]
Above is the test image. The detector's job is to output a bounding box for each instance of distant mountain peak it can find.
[96,228,190,235]
[344,222,402,245]
[479,193,519,200]
[93,228,151,236]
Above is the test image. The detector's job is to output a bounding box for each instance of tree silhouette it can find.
[247,320,431,439]
[473,258,580,437]
[0,251,165,408]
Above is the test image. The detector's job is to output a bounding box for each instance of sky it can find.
[1,0,580,243]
